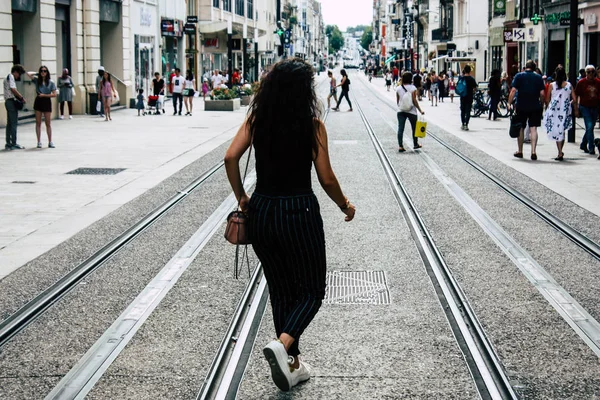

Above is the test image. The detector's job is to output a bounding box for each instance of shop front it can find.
[543,5,572,74]
[161,18,184,79]
[582,4,600,68]
[489,26,504,73]
[525,23,542,71]
[132,1,159,96]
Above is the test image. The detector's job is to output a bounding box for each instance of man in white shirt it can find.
[171,68,184,115]
[4,64,27,150]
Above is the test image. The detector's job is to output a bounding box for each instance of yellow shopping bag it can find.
[415,116,427,138]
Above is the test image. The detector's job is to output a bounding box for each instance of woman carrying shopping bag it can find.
[395,72,425,152]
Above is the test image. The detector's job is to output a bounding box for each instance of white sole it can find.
[263,345,291,391]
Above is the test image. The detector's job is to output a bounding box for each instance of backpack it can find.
[399,85,413,112]
[456,76,467,97]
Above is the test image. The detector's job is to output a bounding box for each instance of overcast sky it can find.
[320,0,372,31]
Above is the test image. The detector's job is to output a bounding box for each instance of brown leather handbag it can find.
[224,143,252,245]
[224,210,249,244]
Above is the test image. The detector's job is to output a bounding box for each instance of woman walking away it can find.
[184,70,196,116]
[385,71,392,91]
[429,71,439,106]
[543,66,577,161]
[224,58,356,392]
[101,71,117,121]
[396,71,425,152]
[57,68,74,119]
[488,69,502,120]
[26,66,57,148]
[326,70,337,109]
[332,69,352,112]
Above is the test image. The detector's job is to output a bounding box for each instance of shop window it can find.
[12,0,36,13]
[235,0,244,16]
[247,0,253,19]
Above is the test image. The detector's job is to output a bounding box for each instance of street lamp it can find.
[227,18,233,87]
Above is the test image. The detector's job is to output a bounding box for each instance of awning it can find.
[430,55,448,62]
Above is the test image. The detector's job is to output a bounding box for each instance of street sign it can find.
[184,23,196,34]
[560,18,584,26]
[512,28,525,41]
[187,16,198,23]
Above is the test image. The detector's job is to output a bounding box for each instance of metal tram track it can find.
[0,161,225,350]
[352,96,517,400]
[357,74,600,263]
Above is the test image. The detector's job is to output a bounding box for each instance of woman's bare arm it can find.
[224,120,252,209]
[313,120,355,221]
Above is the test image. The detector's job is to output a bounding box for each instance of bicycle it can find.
[471,90,511,118]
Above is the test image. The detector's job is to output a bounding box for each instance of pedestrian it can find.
[4,64,27,150]
[326,70,337,109]
[543,66,577,161]
[457,65,478,131]
[396,71,425,152]
[224,57,356,392]
[508,60,545,160]
[96,66,105,118]
[429,71,439,106]
[169,68,176,95]
[202,78,209,100]
[26,66,57,148]
[501,71,510,96]
[57,68,74,119]
[332,69,352,112]
[171,68,184,115]
[424,73,431,101]
[232,68,240,85]
[440,72,449,102]
[574,64,600,155]
[183,70,196,116]
[151,72,165,114]
[488,69,502,120]
[448,77,456,103]
[136,89,145,116]
[577,68,585,82]
[392,64,399,84]
[385,71,392,91]
[100,70,117,121]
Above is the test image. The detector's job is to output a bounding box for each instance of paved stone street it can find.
[1,72,600,399]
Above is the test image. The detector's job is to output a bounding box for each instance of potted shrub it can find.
[205,84,241,111]
[239,84,254,106]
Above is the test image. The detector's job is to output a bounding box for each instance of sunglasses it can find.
[40,70,48,73]
[587,70,595,74]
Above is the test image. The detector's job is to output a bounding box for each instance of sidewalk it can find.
[361,73,600,217]
[0,100,245,280]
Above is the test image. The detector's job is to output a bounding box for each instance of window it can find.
[213,0,219,7]
[247,0,253,20]
[223,0,231,12]
[235,0,244,16]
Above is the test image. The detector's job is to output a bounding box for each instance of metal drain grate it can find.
[324,271,390,305]
[66,168,126,175]
[12,181,36,184]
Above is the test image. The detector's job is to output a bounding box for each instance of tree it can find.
[326,25,344,54]
[360,27,373,51]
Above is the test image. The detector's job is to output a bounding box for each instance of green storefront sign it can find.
[493,0,506,16]
[545,11,570,25]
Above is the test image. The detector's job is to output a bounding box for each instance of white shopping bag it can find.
[96,100,102,113]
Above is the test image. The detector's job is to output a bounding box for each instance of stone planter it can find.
[204,98,241,111]
[240,95,253,106]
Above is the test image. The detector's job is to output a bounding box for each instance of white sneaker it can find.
[48,142,55,148]
[69,115,73,119]
[37,142,42,148]
[263,340,293,391]
[290,360,312,387]
[59,115,64,120]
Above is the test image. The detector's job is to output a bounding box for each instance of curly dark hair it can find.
[247,58,321,158]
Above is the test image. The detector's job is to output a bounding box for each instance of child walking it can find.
[448,78,456,103]
[202,78,209,100]
[136,89,145,116]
